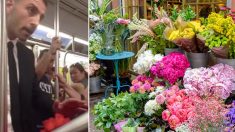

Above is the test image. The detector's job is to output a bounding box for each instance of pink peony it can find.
[155,94,165,104]
[116,18,130,25]
[150,53,190,85]
[162,110,171,121]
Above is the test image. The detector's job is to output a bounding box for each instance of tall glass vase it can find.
[101,35,115,56]
[101,24,115,56]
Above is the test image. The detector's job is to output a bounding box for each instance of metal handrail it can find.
[26,39,88,57]
[54,0,60,100]
[0,0,8,131]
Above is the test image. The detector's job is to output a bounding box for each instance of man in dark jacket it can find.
[6,0,48,131]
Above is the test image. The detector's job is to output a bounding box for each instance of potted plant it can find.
[122,118,139,132]
[93,92,149,132]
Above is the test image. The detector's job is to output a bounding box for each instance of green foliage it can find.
[153,23,166,36]
[103,10,120,24]
[229,43,235,59]
[170,6,196,22]
[140,36,165,54]
[180,6,196,21]
[92,93,149,131]
[205,34,229,49]
[90,0,112,16]
[170,6,179,21]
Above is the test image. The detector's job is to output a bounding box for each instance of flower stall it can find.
[90,0,235,132]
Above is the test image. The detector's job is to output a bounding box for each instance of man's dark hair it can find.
[38,49,49,60]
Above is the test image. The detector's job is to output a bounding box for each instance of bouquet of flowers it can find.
[202,12,235,58]
[150,52,190,85]
[159,85,196,129]
[133,50,163,74]
[164,16,198,52]
[89,62,104,77]
[128,8,173,55]
[183,64,235,99]
[129,75,154,93]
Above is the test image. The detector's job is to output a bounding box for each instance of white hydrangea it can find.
[144,100,161,116]
[133,50,163,74]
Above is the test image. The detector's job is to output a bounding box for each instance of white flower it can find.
[144,100,161,116]
[133,50,163,74]
[149,92,156,98]
[154,54,164,62]
[175,123,190,132]
[89,15,100,22]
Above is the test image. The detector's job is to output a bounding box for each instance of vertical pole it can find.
[0,0,8,131]
[72,36,75,52]
[54,0,60,100]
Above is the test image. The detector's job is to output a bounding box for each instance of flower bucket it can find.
[164,48,181,55]
[122,126,138,132]
[216,57,235,69]
[186,52,209,68]
[89,76,101,93]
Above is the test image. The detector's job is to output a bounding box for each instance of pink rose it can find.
[116,18,130,25]
[162,110,171,121]
[168,115,180,129]
[155,94,165,104]
[129,86,135,93]
[175,109,187,122]
[171,85,179,92]
[131,79,138,85]
[154,0,159,2]
[138,87,146,94]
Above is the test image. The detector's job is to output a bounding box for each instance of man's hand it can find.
[53,98,88,118]
[49,37,61,55]
[56,74,67,89]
